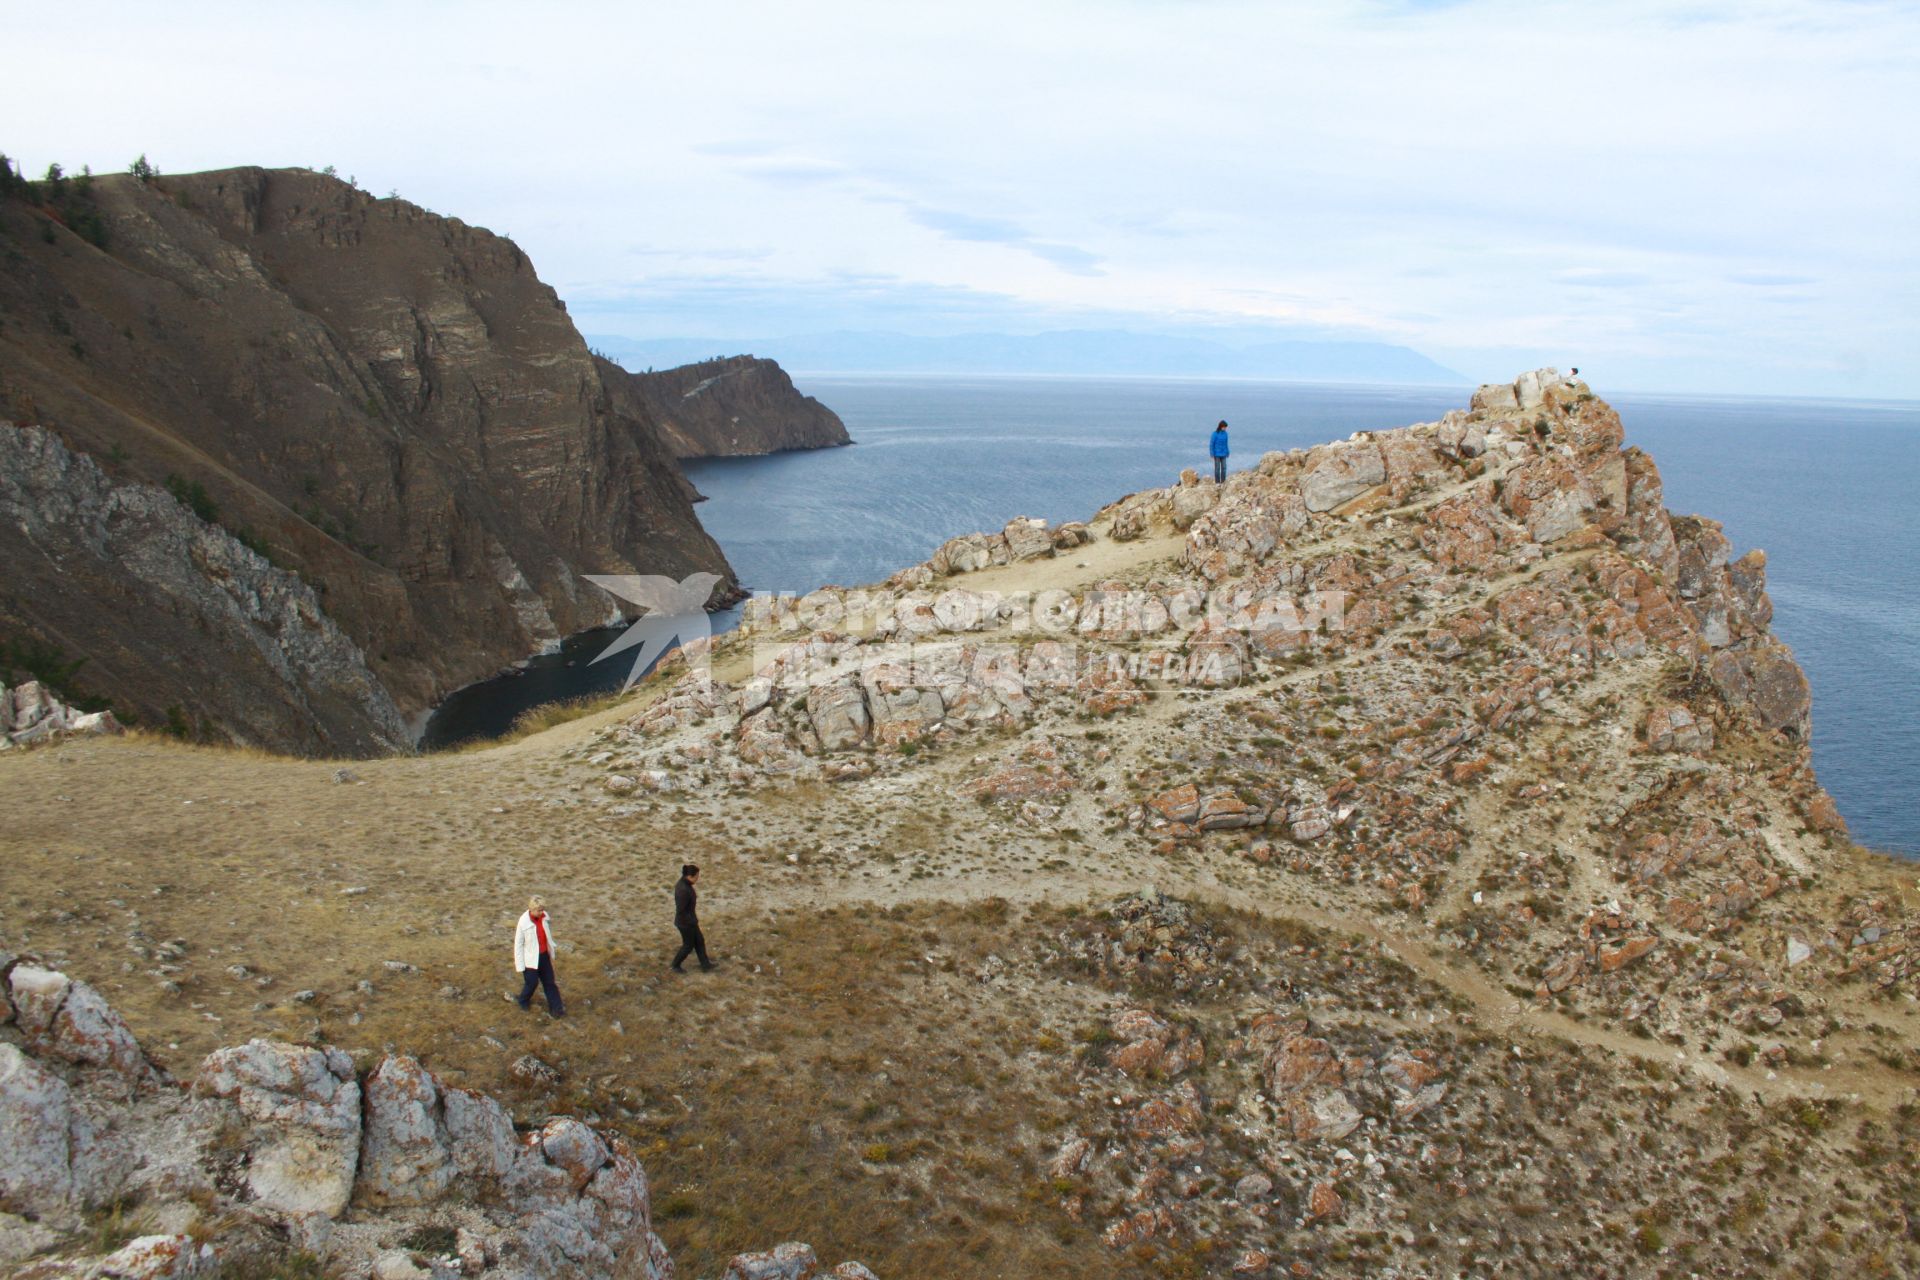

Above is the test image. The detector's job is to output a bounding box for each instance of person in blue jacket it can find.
[1209,420,1230,483]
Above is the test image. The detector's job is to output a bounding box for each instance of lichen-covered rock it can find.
[1710,641,1811,735]
[806,680,870,752]
[0,1042,76,1209]
[0,963,855,1280]
[7,966,153,1083]
[95,1234,217,1279]
[1002,516,1055,561]
[1646,705,1714,754]
[194,1040,362,1217]
[1301,443,1385,512]
[357,1055,451,1206]
[1170,482,1221,529]
[724,1241,819,1280]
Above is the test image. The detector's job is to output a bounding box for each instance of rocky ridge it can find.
[0,957,875,1280]
[576,370,1883,1069]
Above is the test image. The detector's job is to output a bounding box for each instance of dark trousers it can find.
[516,953,563,1013]
[1213,456,1227,483]
[673,925,710,970]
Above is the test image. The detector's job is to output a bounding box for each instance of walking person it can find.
[512,895,565,1017]
[1209,420,1230,483]
[671,863,713,972]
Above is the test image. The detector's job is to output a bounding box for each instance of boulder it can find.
[1301,445,1385,512]
[1170,484,1219,530]
[96,1234,217,1279]
[861,663,943,746]
[1469,381,1520,414]
[538,1117,611,1192]
[1051,521,1092,550]
[1289,1088,1363,1142]
[1109,505,1149,541]
[7,965,153,1082]
[358,1055,452,1206]
[1109,1008,1205,1078]
[442,1085,523,1182]
[932,532,994,576]
[1645,705,1714,754]
[1709,641,1811,735]
[1147,783,1201,825]
[1002,516,1055,561]
[724,1241,819,1280]
[806,680,870,751]
[0,1042,76,1209]
[194,1040,362,1218]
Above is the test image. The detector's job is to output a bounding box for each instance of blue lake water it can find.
[426,375,1920,857]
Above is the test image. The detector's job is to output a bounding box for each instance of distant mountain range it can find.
[585,329,1466,385]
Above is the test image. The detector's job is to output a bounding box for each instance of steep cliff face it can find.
[0,166,738,750]
[0,425,409,755]
[599,354,850,458]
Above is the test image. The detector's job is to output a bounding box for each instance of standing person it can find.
[1209,420,1230,484]
[512,895,565,1017]
[672,864,713,972]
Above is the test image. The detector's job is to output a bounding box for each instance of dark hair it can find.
[1217,420,1228,429]
[681,863,699,878]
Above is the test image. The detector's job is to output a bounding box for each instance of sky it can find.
[8,0,1919,397]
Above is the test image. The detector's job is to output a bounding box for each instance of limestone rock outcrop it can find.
[0,959,876,1280]
[0,677,121,749]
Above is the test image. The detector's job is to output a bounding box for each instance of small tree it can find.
[128,154,159,182]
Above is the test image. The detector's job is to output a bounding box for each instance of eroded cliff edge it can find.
[0,166,812,753]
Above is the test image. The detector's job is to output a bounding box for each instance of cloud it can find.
[1728,271,1818,287]
[903,207,1031,244]
[1552,269,1656,289]
[6,0,1914,396]
[733,157,851,185]
[899,204,1104,276]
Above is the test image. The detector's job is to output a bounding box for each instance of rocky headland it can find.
[0,166,839,753]
[3,371,1918,1278]
[597,356,850,460]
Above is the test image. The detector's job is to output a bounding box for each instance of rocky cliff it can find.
[0,424,409,754]
[0,166,748,751]
[598,355,850,459]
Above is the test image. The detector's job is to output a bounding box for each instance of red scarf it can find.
[532,912,550,954]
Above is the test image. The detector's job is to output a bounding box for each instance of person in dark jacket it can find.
[672,863,713,972]
[1209,420,1230,483]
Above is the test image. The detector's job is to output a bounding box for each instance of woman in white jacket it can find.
[512,896,565,1017]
